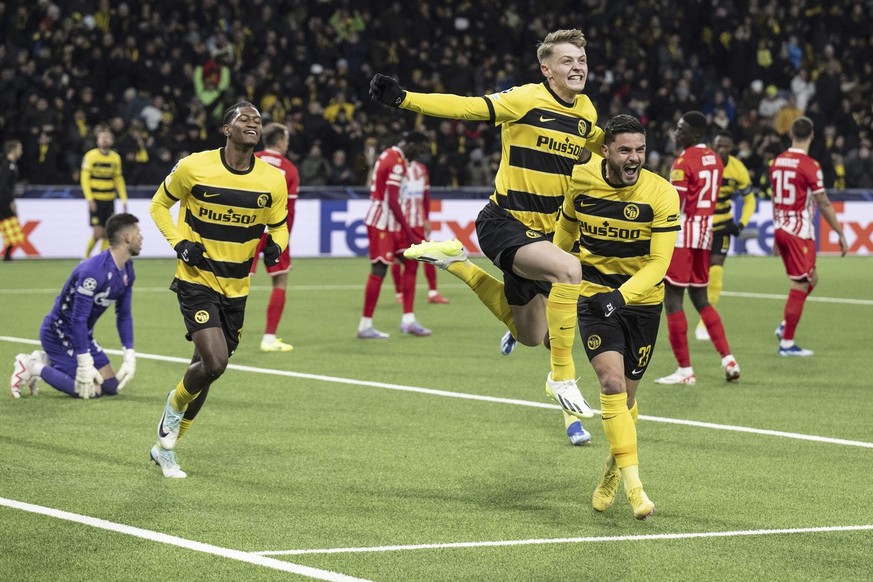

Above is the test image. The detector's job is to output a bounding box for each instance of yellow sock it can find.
[178,418,194,441]
[547,282,580,380]
[600,392,638,469]
[170,380,197,411]
[708,264,724,309]
[620,464,643,492]
[447,261,516,335]
[562,410,579,429]
[629,400,638,423]
[85,237,97,257]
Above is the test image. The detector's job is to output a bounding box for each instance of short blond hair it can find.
[536,29,587,64]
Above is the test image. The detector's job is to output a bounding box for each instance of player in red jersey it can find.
[770,116,847,356]
[655,111,740,385]
[391,159,450,306]
[357,132,431,339]
[251,123,299,352]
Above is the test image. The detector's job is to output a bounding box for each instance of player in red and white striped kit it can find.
[656,111,740,385]
[358,132,432,339]
[251,123,299,352]
[770,116,847,356]
[391,159,450,307]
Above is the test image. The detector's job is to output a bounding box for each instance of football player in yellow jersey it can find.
[554,114,680,519]
[147,102,289,478]
[81,127,128,257]
[695,130,756,341]
[371,29,603,444]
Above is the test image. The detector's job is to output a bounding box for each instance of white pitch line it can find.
[0,497,370,582]
[255,524,873,556]
[2,335,872,449]
[720,291,873,306]
[0,283,470,295]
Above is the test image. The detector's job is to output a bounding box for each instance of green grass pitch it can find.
[1,255,872,581]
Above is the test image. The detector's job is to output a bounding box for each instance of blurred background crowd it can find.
[2,0,872,191]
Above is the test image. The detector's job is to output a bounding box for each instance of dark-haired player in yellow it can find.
[147,101,288,478]
[82,126,127,257]
[554,114,679,519]
[695,129,756,340]
[371,29,602,444]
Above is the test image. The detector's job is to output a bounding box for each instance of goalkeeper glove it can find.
[75,353,103,399]
[369,74,406,107]
[174,240,206,266]
[588,290,625,319]
[116,348,136,391]
[263,234,282,266]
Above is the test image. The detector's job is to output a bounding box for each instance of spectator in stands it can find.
[844,138,873,189]
[194,59,230,127]
[299,143,331,187]
[328,149,357,186]
[774,96,803,136]
[758,85,787,119]
[1,0,872,191]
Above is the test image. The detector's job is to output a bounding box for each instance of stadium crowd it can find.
[1,0,872,190]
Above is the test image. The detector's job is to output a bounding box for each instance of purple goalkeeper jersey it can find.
[41,249,135,355]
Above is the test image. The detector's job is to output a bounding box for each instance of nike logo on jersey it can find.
[539,116,556,122]
[631,368,646,375]
[203,192,221,198]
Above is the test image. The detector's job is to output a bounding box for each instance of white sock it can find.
[428,289,438,298]
[401,313,416,325]
[358,317,373,332]
[721,355,735,366]
[263,334,276,344]
[779,340,795,349]
[678,366,694,375]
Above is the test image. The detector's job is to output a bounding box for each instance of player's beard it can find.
[606,158,640,187]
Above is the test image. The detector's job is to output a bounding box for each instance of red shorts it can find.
[396,227,425,255]
[249,232,292,276]
[775,229,816,282]
[367,226,402,264]
[665,247,711,287]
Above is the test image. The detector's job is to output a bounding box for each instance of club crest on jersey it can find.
[587,334,602,350]
[623,204,640,220]
[578,119,589,137]
[525,230,542,239]
[258,194,269,208]
[194,310,210,324]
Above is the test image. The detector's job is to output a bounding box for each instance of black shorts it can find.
[577,301,662,381]
[711,226,731,257]
[475,201,552,306]
[89,200,115,228]
[171,279,246,355]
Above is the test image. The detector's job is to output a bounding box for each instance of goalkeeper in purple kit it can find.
[9,213,142,399]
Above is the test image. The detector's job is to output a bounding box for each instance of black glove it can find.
[174,240,206,266]
[263,234,281,266]
[369,73,406,107]
[723,221,742,237]
[588,290,625,319]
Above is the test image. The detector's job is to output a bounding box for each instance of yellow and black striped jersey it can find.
[713,154,755,229]
[81,148,127,202]
[555,154,680,305]
[401,82,603,233]
[150,148,289,299]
